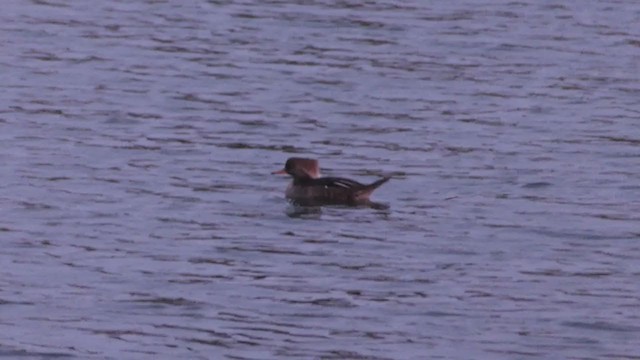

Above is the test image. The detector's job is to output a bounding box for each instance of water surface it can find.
[1,0,639,359]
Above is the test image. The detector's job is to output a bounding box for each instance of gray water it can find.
[2,1,640,359]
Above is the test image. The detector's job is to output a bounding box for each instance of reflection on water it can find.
[286,204,324,219]
[1,0,639,358]
[285,201,390,219]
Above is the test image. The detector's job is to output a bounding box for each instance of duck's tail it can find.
[355,176,391,200]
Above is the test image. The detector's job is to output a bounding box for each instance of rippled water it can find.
[2,0,639,359]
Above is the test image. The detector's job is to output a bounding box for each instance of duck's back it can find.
[286,176,389,204]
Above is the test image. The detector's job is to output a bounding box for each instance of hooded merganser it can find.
[273,157,390,205]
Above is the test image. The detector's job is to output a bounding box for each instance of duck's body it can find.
[273,157,390,205]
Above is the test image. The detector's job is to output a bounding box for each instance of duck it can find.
[273,157,390,205]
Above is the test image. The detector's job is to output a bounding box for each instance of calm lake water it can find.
[1,0,639,359]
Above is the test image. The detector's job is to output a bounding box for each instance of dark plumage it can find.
[273,157,390,205]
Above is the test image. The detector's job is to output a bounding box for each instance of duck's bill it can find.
[272,169,287,175]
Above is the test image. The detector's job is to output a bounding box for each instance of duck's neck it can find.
[292,175,315,185]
